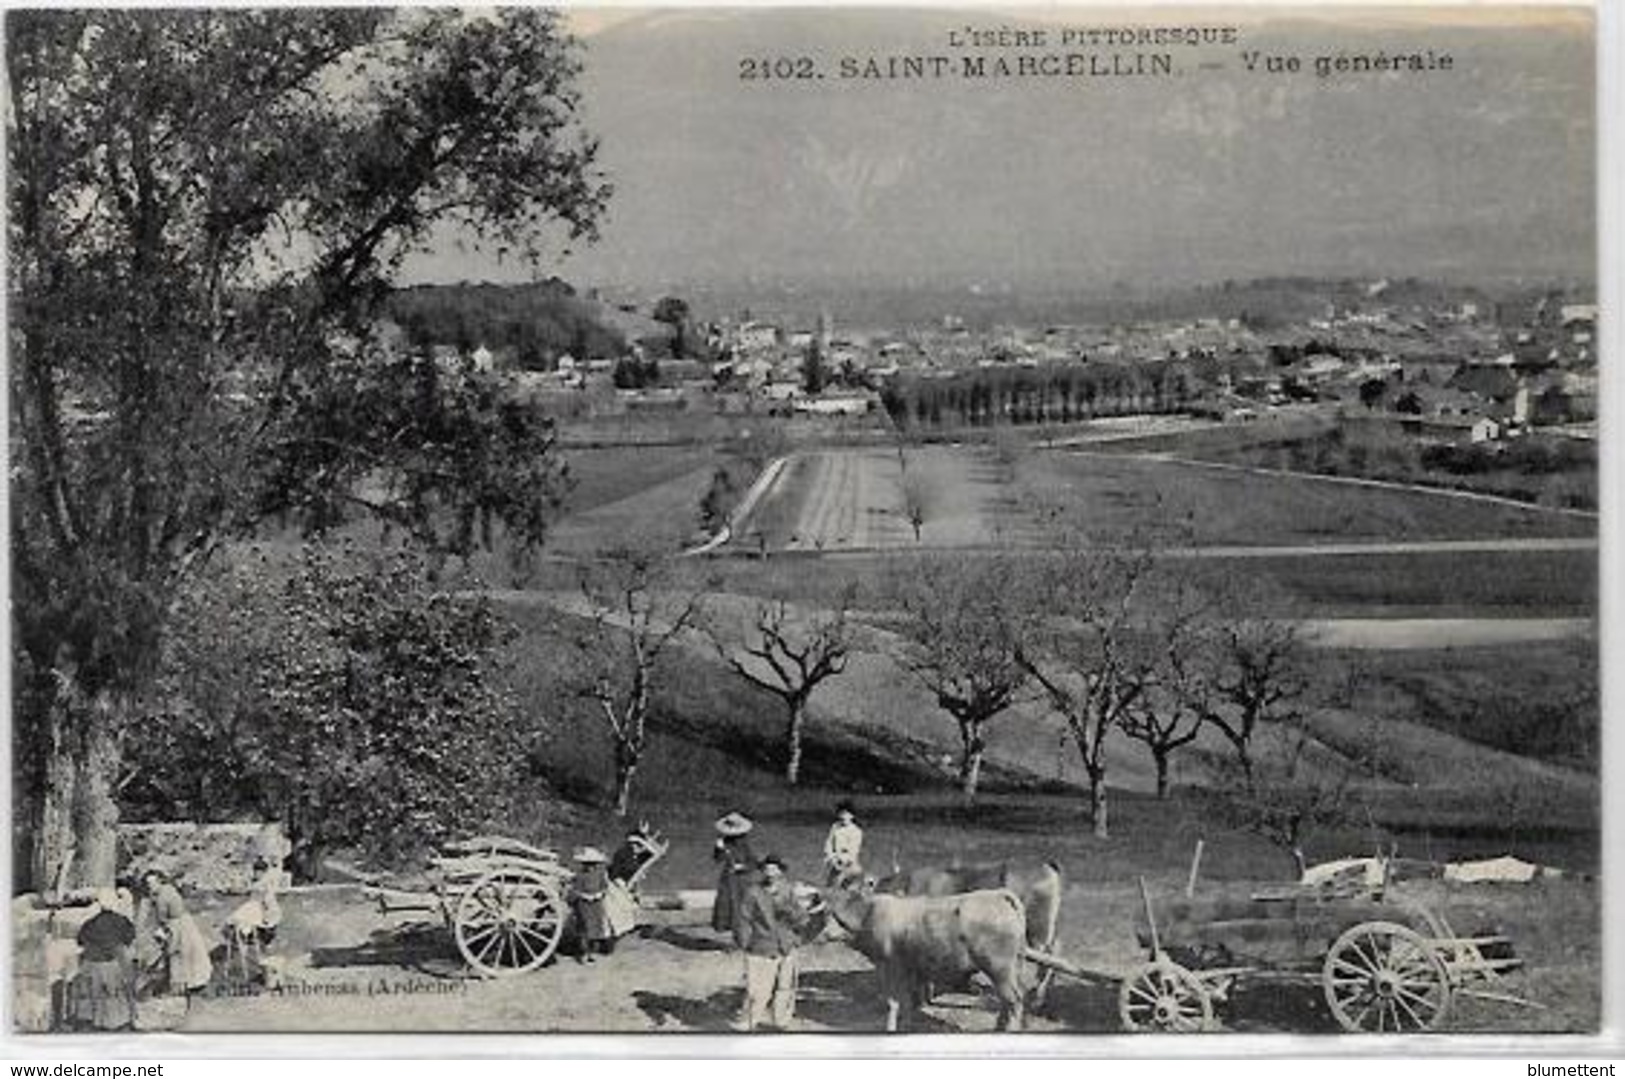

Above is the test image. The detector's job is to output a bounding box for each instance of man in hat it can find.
[823,800,864,887]
[732,855,819,1032]
[711,812,756,935]
[567,847,613,962]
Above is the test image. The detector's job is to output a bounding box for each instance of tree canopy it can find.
[8,8,609,890]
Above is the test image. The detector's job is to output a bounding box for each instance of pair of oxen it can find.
[816,860,1064,1032]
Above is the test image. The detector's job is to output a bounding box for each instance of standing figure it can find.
[711,812,756,935]
[732,855,819,1032]
[606,822,667,941]
[608,821,665,890]
[567,847,613,962]
[65,888,138,1032]
[139,870,213,997]
[224,858,284,985]
[822,800,865,886]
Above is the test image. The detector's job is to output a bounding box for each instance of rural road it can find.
[759,535,1597,560]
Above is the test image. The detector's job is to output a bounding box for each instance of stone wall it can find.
[117,822,289,894]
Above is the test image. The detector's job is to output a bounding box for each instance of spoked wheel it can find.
[1323,921,1452,1033]
[1119,959,1214,1032]
[453,865,565,977]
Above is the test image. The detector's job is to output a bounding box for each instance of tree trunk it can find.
[784,699,806,786]
[72,715,121,889]
[32,686,122,898]
[33,709,77,901]
[959,720,985,803]
[613,756,639,818]
[1154,749,1171,800]
[1087,767,1109,839]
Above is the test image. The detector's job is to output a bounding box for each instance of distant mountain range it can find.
[404,7,1596,297]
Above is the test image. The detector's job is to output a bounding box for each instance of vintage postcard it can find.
[6,3,1603,1042]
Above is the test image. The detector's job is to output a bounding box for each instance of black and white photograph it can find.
[5,3,1605,1040]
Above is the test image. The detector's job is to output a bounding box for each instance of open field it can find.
[726,444,1593,557]
[742,445,1037,551]
[702,546,1596,619]
[556,444,728,517]
[1026,451,1596,545]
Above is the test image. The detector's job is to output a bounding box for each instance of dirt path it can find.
[174,876,1595,1034]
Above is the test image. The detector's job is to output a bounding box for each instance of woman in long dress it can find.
[140,870,213,996]
[711,813,756,935]
[65,889,138,1032]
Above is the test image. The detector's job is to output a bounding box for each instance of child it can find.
[567,847,613,963]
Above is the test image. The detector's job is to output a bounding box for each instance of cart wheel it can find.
[1119,959,1213,1033]
[454,865,565,977]
[1323,921,1452,1033]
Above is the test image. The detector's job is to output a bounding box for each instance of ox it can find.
[823,885,1028,1032]
[878,860,1063,1001]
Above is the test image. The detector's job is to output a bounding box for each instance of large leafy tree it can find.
[8,9,609,892]
[133,546,523,879]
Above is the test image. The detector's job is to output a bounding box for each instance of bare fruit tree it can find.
[567,543,707,816]
[1204,719,1375,878]
[1020,548,1157,838]
[1117,574,1214,801]
[889,554,1036,803]
[706,586,856,785]
[1193,608,1312,793]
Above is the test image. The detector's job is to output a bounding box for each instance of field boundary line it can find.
[724,536,1597,560]
[1062,448,1599,520]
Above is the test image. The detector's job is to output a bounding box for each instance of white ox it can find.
[823,885,1028,1032]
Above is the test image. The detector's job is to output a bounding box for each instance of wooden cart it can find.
[1023,875,1528,1033]
[364,835,571,978]
[1116,876,1526,1033]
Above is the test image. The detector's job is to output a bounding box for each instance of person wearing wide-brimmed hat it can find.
[710,812,756,935]
[568,846,613,963]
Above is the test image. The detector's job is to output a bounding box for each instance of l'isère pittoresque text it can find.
[736,23,1454,83]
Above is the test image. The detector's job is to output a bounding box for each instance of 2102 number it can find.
[739,57,819,80]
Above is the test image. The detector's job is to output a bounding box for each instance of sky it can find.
[402,4,1597,293]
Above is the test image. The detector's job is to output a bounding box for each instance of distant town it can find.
[383,277,1596,484]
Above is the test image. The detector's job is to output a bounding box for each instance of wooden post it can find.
[1185,838,1205,898]
[1137,875,1161,959]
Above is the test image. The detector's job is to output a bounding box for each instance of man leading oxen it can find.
[821,881,1029,1032]
[877,859,1064,1004]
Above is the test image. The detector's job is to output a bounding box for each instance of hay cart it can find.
[364,836,571,978]
[1024,875,1528,1033]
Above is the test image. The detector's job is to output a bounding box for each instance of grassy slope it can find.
[482,435,1598,888]
[495,593,1599,873]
